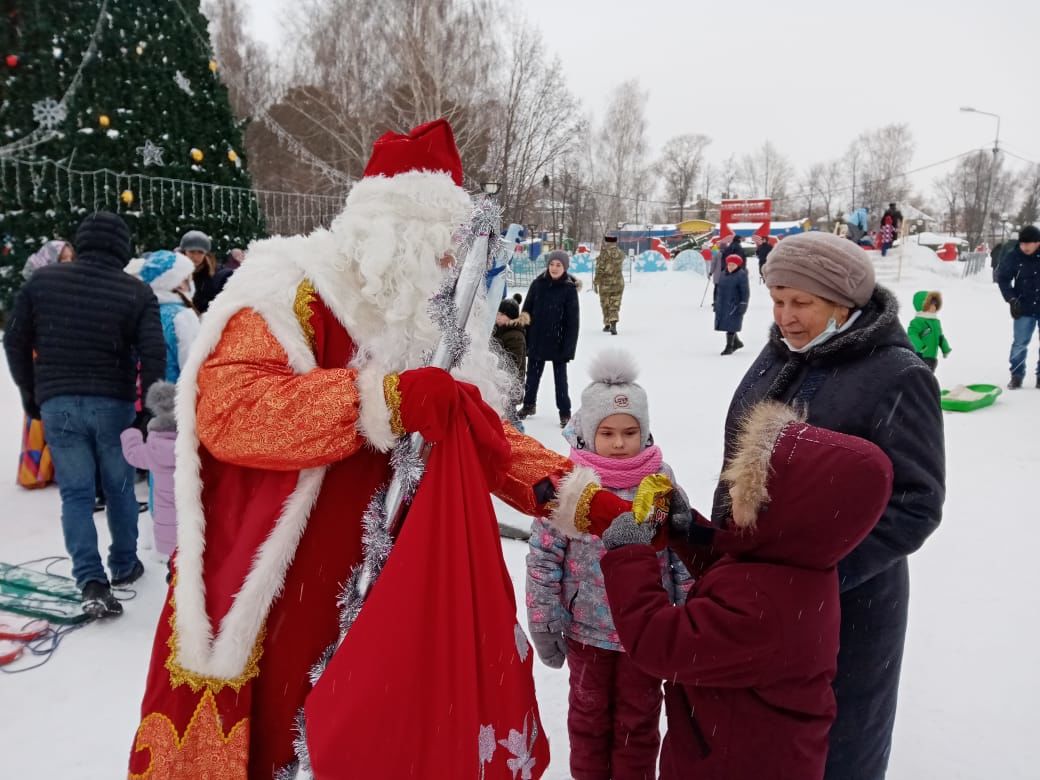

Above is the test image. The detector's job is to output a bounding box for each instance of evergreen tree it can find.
[0,0,265,310]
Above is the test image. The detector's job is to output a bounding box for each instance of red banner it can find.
[719,198,772,239]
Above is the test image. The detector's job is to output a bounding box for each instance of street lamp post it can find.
[960,107,1001,155]
[960,107,1002,245]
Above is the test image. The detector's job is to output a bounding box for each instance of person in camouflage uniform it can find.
[593,234,626,335]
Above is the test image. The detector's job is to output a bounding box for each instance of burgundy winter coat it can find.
[601,422,893,780]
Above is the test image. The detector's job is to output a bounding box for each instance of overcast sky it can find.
[241,0,1038,202]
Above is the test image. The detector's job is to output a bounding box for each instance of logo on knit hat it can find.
[614,394,630,408]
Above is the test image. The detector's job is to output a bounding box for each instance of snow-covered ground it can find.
[4,250,1039,778]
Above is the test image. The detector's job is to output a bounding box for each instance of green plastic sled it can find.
[940,384,1002,413]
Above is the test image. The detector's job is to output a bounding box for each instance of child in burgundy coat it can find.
[120,381,177,563]
[590,402,893,780]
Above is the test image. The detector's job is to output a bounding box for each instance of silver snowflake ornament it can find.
[478,724,496,766]
[174,70,194,96]
[32,98,67,130]
[498,713,538,780]
[137,140,165,167]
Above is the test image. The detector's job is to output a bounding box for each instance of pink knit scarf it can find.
[568,445,664,489]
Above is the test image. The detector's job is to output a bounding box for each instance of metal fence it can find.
[960,251,990,278]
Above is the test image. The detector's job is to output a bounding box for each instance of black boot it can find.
[518,404,536,419]
[602,324,611,332]
[81,581,123,619]
[721,334,736,355]
[111,560,145,587]
[1008,375,1023,390]
[733,334,744,350]
[559,412,571,428]
[609,323,618,335]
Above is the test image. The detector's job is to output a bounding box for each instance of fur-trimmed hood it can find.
[912,290,943,313]
[717,401,893,569]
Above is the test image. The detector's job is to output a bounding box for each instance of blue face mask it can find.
[782,310,861,354]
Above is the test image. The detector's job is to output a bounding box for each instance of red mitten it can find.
[583,489,633,537]
[388,367,460,443]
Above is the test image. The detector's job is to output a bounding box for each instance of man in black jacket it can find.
[3,212,166,618]
[996,225,1040,389]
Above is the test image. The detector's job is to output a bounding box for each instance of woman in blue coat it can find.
[716,254,750,355]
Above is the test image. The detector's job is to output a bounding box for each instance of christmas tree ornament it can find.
[98,114,110,128]
[190,148,204,163]
[227,149,238,163]
[209,59,218,73]
[136,139,165,167]
[136,45,144,56]
[174,70,194,96]
[32,98,67,130]
[5,54,17,68]
[121,189,134,205]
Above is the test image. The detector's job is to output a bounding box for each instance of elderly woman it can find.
[711,231,945,780]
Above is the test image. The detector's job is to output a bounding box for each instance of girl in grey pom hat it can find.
[525,348,691,779]
[715,229,945,780]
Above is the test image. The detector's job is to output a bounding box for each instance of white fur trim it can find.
[548,466,601,538]
[355,365,398,453]
[173,244,329,679]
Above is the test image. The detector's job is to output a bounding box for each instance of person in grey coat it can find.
[708,231,945,780]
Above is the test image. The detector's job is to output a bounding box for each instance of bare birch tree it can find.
[739,141,793,203]
[596,80,649,228]
[656,134,711,221]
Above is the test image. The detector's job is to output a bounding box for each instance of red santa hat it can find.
[363,119,463,186]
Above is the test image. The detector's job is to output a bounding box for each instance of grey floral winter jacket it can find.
[526,466,693,651]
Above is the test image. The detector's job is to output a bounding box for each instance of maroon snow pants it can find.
[567,638,663,780]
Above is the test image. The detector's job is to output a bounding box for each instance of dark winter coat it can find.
[522,272,580,362]
[604,409,894,780]
[192,263,220,313]
[755,241,772,272]
[492,313,529,385]
[997,244,1040,317]
[3,251,166,417]
[990,239,1016,269]
[722,239,745,261]
[714,265,750,332]
[711,285,945,779]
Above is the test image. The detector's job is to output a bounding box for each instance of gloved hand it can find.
[667,489,695,536]
[21,392,41,421]
[602,512,663,550]
[530,627,568,668]
[388,367,460,443]
[1010,299,1023,319]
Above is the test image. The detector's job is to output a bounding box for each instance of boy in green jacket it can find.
[907,290,951,372]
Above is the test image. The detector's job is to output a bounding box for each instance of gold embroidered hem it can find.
[383,373,405,437]
[165,605,265,695]
[573,482,600,534]
[294,280,317,352]
[129,689,249,780]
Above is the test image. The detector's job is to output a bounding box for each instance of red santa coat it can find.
[128,174,569,779]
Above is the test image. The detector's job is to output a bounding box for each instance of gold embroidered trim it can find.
[383,372,405,438]
[164,594,265,695]
[294,280,317,352]
[129,688,250,779]
[573,482,600,534]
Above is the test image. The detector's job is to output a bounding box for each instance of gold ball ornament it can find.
[227,149,238,163]
[190,148,204,163]
[120,189,134,205]
[208,59,218,73]
[136,46,144,56]
[99,114,110,128]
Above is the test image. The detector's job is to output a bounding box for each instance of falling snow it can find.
[2,251,1037,778]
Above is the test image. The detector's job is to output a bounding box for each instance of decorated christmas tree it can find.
[0,0,265,310]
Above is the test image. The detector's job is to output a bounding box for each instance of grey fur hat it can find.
[571,350,650,449]
[178,229,212,253]
[145,381,177,433]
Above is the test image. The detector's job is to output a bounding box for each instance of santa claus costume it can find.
[127,120,579,779]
